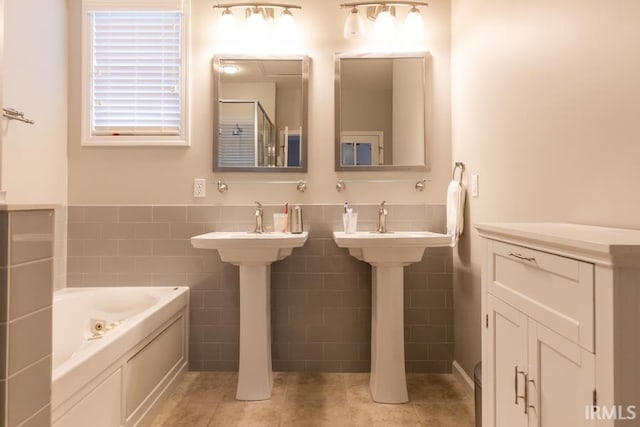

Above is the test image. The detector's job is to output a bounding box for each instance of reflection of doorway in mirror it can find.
[340,131,383,166]
[279,127,302,167]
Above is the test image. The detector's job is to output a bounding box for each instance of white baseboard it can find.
[452,360,474,391]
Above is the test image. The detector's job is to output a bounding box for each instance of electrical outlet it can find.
[193,178,206,198]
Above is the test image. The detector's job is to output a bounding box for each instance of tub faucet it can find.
[377,200,388,233]
[254,201,264,233]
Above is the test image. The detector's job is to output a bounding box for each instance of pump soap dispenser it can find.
[291,206,303,234]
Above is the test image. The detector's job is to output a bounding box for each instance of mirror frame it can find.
[212,54,310,172]
[334,52,432,172]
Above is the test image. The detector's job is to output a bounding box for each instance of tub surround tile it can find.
[0,379,5,423]
[10,210,54,265]
[6,356,51,427]
[8,308,52,375]
[8,260,53,320]
[0,212,8,267]
[15,404,51,427]
[0,323,6,379]
[0,269,7,323]
[0,209,54,427]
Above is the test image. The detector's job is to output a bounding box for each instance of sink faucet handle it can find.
[377,201,388,233]
[253,202,264,233]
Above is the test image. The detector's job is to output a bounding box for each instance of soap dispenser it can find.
[291,206,303,234]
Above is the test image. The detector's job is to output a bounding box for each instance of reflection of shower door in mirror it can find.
[218,100,274,167]
[340,131,383,166]
[279,127,302,167]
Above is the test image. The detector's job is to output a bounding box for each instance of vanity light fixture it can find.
[340,1,428,39]
[213,2,302,39]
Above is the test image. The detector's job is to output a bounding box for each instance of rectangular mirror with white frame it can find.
[335,52,431,171]
[213,55,309,172]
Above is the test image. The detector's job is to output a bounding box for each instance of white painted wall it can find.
[67,0,452,205]
[2,0,67,205]
[451,0,640,377]
[392,58,425,165]
[221,82,276,123]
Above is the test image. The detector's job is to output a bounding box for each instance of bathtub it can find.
[51,286,189,427]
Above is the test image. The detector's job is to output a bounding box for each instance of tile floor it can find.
[150,372,475,427]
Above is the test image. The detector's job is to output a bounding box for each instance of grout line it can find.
[15,403,49,427]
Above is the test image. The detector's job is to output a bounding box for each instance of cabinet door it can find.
[486,295,529,427]
[527,320,595,427]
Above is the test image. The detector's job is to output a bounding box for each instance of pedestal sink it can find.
[191,231,308,400]
[333,231,451,403]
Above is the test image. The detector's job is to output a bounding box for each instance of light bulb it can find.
[374,6,395,39]
[277,8,297,39]
[403,6,424,39]
[221,65,239,75]
[246,7,267,40]
[217,8,238,39]
[343,7,365,39]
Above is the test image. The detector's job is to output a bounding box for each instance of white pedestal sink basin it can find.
[191,231,308,400]
[333,231,451,403]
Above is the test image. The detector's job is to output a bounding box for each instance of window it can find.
[81,0,189,146]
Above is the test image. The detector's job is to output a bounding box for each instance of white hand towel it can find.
[446,179,466,247]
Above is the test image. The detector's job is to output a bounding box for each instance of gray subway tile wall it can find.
[1,209,54,427]
[67,204,453,373]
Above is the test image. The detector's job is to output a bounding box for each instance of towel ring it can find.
[452,162,465,183]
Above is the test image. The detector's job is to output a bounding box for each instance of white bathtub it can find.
[52,287,189,427]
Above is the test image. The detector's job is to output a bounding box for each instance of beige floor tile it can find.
[186,372,239,404]
[344,373,372,404]
[285,372,348,404]
[348,402,422,427]
[150,372,476,427]
[151,402,216,427]
[208,400,282,427]
[279,400,351,426]
[414,402,475,427]
[406,374,470,403]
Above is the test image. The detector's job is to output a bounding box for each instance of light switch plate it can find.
[471,174,479,198]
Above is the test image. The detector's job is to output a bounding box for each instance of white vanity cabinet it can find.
[477,223,640,427]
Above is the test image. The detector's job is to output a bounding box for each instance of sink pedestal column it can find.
[370,264,409,404]
[236,264,272,400]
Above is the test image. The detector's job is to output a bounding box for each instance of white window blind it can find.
[90,10,183,137]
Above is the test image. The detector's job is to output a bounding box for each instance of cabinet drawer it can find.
[488,240,594,351]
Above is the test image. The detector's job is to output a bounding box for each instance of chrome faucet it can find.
[377,200,388,233]
[253,201,264,233]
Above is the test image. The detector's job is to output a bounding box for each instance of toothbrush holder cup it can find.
[342,212,358,233]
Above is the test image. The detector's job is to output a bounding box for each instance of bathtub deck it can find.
[149,371,474,426]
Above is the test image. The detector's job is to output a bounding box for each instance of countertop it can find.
[475,222,640,266]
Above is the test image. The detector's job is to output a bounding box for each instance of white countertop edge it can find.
[475,222,640,267]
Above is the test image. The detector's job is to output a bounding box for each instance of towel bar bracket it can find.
[452,162,465,183]
[2,108,35,125]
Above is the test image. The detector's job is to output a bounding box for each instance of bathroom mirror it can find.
[213,55,309,172]
[335,52,431,171]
